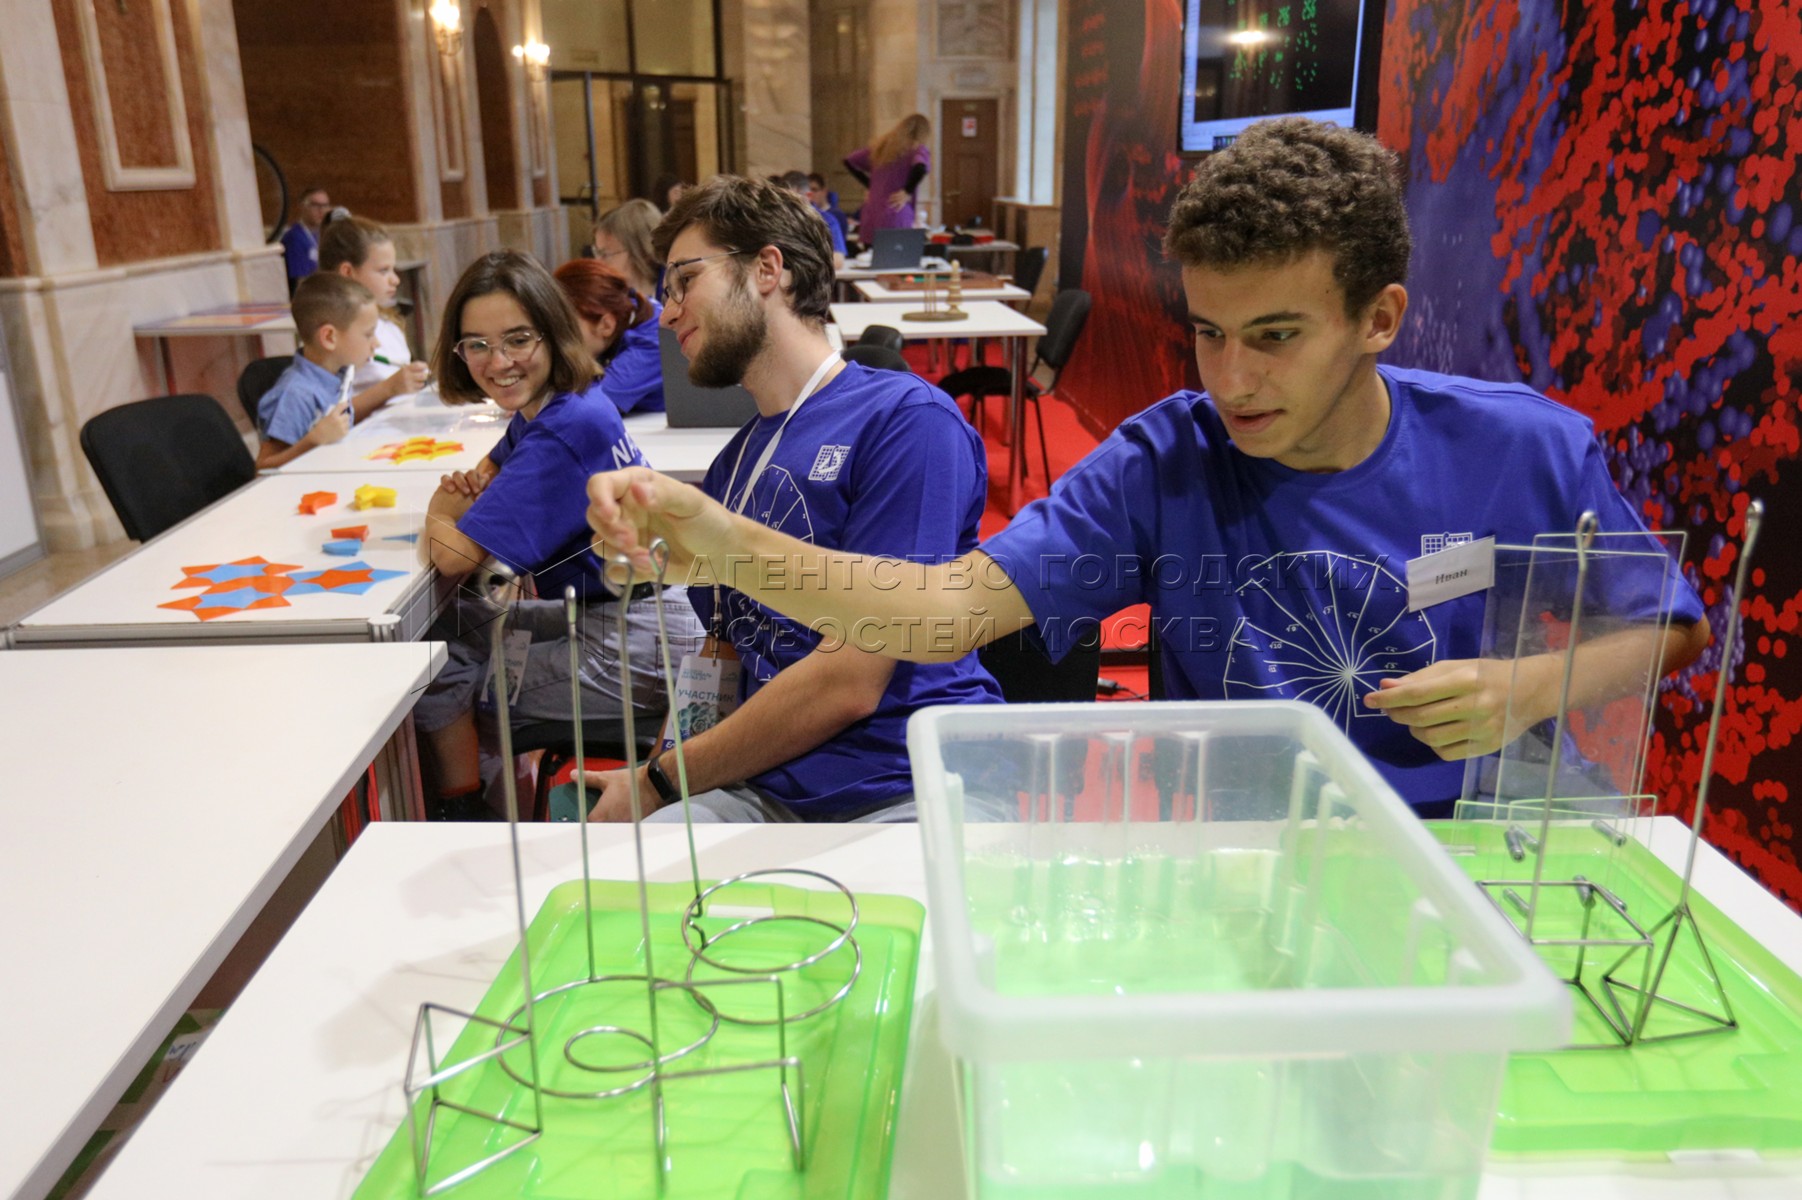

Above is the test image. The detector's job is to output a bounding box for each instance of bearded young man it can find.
[579,174,1001,824]
[589,121,1710,816]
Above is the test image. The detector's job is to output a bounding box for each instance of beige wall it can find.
[0,0,562,551]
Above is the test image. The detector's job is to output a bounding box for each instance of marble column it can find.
[739,0,811,179]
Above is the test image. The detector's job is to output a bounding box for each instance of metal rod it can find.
[612,574,665,1076]
[1680,499,1763,904]
[567,586,596,982]
[487,574,545,1138]
[645,545,705,911]
[1526,512,1598,941]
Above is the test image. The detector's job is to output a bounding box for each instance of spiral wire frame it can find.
[408,545,865,1192]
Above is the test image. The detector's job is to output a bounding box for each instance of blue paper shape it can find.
[383,533,420,544]
[287,563,407,597]
[323,539,360,556]
[185,562,271,585]
[186,585,268,611]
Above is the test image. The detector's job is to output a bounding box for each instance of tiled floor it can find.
[0,539,135,628]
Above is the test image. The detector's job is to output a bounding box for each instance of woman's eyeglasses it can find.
[453,329,544,364]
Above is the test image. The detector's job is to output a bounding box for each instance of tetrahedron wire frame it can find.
[1457,503,1761,1050]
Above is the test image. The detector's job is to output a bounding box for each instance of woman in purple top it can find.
[844,113,931,236]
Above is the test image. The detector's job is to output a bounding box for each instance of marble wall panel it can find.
[740,0,811,178]
[0,248,286,548]
[0,5,98,277]
[50,0,222,265]
[193,0,271,251]
[390,215,503,348]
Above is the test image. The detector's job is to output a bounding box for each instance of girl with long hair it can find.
[844,113,932,236]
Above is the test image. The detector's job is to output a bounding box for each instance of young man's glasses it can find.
[657,250,744,306]
[453,329,543,364]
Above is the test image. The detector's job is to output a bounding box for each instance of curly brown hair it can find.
[1163,118,1411,315]
[652,175,834,325]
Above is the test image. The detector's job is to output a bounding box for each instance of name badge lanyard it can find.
[711,351,842,635]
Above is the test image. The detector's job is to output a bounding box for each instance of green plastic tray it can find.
[1426,821,1802,1157]
[354,878,923,1198]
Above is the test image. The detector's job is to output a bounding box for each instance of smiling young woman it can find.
[411,250,703,820]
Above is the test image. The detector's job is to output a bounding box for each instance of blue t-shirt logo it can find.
[808,444,851,481]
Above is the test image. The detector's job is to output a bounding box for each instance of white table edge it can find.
[11,641,447,1200]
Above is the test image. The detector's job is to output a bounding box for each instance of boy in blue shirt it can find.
[578,174,1001,823]
[586,118,1712,814]
[255,273,383,469]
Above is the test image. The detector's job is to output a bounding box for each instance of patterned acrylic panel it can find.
[1378,0,1802,909]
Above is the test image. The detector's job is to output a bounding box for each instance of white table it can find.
[837,255,953,283]
[8,473,447,648]
[943,238,1020,274]
[132,303,298,395]
[623,412,738,482]
[853,279,1030,305]
[0,641,445,1200]
[261,387,508,476]
[75,818,1802,1200]
[830,300,1048,513]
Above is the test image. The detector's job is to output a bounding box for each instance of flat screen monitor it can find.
[1179,0,1380,154]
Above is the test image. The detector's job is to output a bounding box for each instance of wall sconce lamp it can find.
[428,0,462,57]
[512,39,551,80]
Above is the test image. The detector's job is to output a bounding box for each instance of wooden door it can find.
[939,97,998,228]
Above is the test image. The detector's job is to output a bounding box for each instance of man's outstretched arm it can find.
[586,466,1036,661]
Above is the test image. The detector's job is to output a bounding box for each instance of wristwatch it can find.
[644,751,681,806]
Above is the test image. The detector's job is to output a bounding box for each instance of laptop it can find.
[659,327,760,428]
[868,228,927,270]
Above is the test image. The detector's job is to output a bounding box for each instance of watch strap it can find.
[645,752,680,805]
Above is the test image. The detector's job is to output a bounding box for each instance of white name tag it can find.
[659,643,742,752]
[1407,536,1495,611]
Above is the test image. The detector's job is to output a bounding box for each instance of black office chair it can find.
[958,626,1102,815]
[80,394,257,542]
[855,325,905,354]
[1010,246,1050,299]
[841,344,911,372]
[235,355,293,429]
[979,625,1101,703]
[937,288,1093,482]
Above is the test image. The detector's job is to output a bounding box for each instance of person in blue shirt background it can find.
[780,170,846,269]
[806,172,852,253]
[585,118,1711,816]
[416,250,702,820]
[553,258,664,415]
[279,186,331,292]
[577,174,1001,824]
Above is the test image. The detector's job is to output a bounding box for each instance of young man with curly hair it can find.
[588,119,1708,814]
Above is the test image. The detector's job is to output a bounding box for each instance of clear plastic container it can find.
[909,700,1570,1200]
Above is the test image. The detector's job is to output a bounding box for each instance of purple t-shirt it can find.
[464,386,646,599]
[846,144,931,234]
[981,365,1704,810]
[689,361,1002,816]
